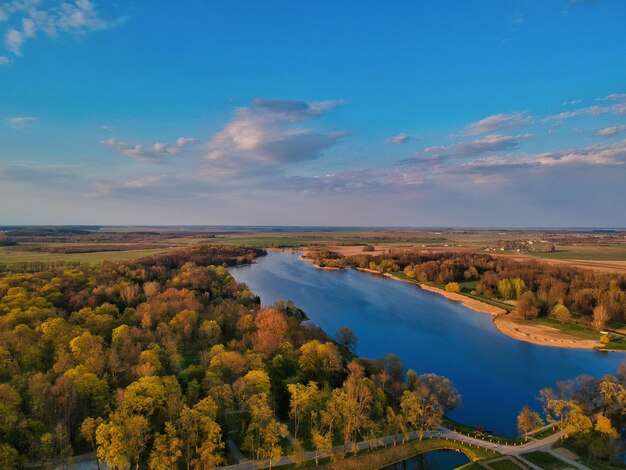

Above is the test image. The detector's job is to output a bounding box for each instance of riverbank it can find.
[299,251,616,351]
[493,316,606,350]
[298,254,344,270]
[408,280,508,317]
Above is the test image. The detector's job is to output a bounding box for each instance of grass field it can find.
[0,248,168,265]
[524,317,626,350]
[519,451,569,469]
[530,245,626,261]
[488,459,526,469]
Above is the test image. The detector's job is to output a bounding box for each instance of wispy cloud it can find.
[598,125,626,137]
[511,13,524,25]
[7,115,37,127]
[545,101,626,123]
[421,134,528,160]
[203,98,346,175]
[562,99,581,106]
[464,112,532,135]
[102,137,199,163]
[386,133,411,145]
[602,93,626,103]
[451,138,626,174]
[2,0,118,58]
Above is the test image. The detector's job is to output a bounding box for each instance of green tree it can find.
[149,422,182,470]
[0,443,19,470]
[517,405,543,441]
[400,390,442,440]
[96,414,150,470]
[445,282,461,293]
[287,381,320,440]
[511,278,526,299]
[179,397,223,470]
[498,278,513,300]
[259,418,288,470]
[298,340,342,384]
[80,417,104,470]
[552,304,572,324]
[311,429,332,466]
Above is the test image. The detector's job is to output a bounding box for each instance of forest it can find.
[306,249,626,326]
[0,245,459,469]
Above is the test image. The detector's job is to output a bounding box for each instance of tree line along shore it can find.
[302,247,626,351]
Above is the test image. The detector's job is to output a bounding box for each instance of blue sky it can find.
[1,0,626,227]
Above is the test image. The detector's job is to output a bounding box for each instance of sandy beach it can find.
[493,316,604,350]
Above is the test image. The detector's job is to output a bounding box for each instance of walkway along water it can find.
[215,424,590,470]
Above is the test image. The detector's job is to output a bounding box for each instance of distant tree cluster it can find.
[0,246,459,469]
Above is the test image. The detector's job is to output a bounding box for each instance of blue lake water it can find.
[232,251,625,436]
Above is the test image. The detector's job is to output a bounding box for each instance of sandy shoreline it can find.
[493,316,605,350]
[416,283,509,317]
[298,251,615,351]
[351,267,508,317]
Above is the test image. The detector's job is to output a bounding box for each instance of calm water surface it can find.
[232,251,625,436]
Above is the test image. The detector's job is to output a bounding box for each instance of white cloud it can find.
[7,116,37,127]
[562,99,581,106]
[386,133,411,144]
[511,13,524,25]
[102,137,198,163]
[123,175,164,189]
[204,98,346,175]
[453,138,626,173]
[602,93,626,103]
[2,0,115,57]
[5,28,25,55]
[598,125,626,137]
[0,55,9,65]
[464,112,532,135]
[545,102,626,123]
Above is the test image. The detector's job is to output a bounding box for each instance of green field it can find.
[522,317,626,350]
[530,245,626,261]
[488,459,527,469]
[519,451,569,469]
[0,248,168,265]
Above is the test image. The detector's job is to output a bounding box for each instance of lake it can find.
[232,251,625,436]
